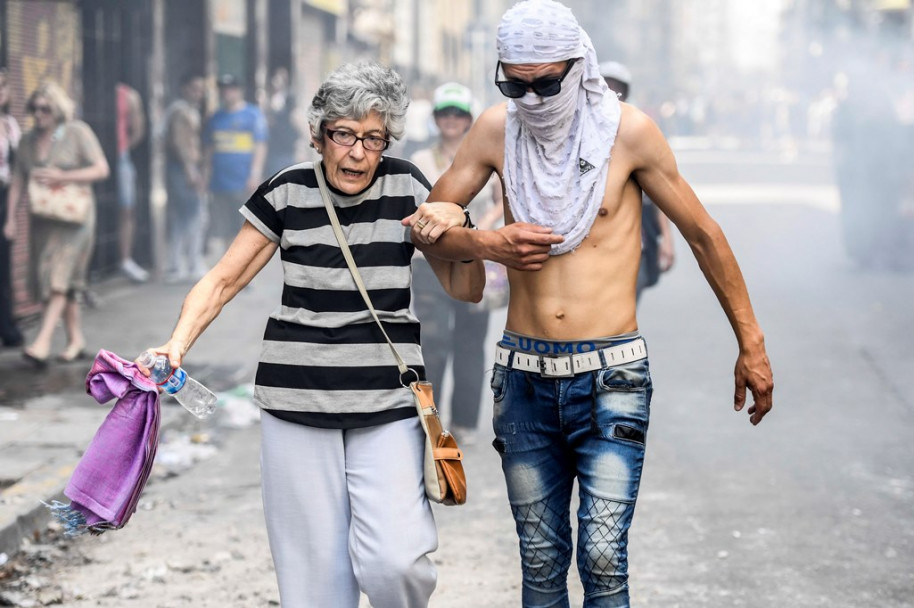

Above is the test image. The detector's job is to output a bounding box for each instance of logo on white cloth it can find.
[578,158,595,174]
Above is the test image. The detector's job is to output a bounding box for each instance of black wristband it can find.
[462,208,475,229]
[460,208,475,263]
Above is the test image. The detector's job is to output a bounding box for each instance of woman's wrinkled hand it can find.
[135,342,186,375]
[402,202,466,245]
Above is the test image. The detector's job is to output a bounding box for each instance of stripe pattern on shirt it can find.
[241,158,433,427]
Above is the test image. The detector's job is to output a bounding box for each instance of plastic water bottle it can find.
[136,352,217,419]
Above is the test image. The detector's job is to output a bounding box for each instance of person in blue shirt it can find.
[203,74,267,257]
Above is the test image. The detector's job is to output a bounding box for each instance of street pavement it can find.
[1,148,913,606]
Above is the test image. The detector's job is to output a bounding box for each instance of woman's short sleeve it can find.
[70,120,106,167]
[241,177,284,243]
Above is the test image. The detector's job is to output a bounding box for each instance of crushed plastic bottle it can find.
[136,352,217,419]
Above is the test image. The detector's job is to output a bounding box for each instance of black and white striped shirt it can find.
[241,157,432,429]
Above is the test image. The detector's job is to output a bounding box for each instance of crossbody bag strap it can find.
[313,162,413,380]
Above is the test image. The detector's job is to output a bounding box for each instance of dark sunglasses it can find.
[29,104,53,115]
[495,59,576,99]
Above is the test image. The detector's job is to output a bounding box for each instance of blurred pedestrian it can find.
[264,66,301,176]
[115,82,149,282]
[600,61,675,301]
[202,74,267,257]
[141,62,484,607]
[410,82,503,442]
[0,68,23,347]
[403,1,774,604]
[163,73,207,283]
[832,60,904,268]
[3,82,109,366]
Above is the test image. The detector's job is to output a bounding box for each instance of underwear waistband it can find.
[498,330,641,356]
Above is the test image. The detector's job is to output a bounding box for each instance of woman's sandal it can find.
[22,347,50,368]
[57,346,89,363]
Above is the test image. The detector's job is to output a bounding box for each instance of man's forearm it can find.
[420,227,490,262]
[688,223,763,350]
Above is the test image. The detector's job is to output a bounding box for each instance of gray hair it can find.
[307,62,409,141]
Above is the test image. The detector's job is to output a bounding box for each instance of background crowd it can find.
[0,65,303,368]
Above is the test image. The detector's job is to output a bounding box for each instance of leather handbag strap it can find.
[313,162,413,380]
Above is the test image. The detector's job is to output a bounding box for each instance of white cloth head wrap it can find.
[497,0,621,254]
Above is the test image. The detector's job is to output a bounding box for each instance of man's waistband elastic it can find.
[495,337,647,378]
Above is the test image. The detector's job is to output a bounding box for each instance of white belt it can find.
[494,337,647,378]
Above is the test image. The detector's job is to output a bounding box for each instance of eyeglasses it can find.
[29,104,53,115]
[495,59,576,99]
[325,128,390,152]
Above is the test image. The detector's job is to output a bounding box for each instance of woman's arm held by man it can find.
[404,204,562,270]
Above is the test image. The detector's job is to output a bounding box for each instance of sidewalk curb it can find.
[0,461,72,558]
[0,407,197,560]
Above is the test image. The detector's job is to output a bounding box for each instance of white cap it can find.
[433,82,473,115]
[599,61,632,85]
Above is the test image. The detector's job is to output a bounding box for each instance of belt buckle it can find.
[541,355,574,378]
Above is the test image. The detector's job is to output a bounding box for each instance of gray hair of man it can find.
[307,62,409,142]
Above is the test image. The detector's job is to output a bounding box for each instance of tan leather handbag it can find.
[314,163,467,505]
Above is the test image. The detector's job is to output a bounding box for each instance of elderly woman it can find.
[143,62,483,607]
[3,82,109,365]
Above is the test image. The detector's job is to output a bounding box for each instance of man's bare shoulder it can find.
[476,103,508,127]
[616,103,660,146]
[615,102,668,166]
[462,103,508,167]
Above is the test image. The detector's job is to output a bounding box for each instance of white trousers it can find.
[260,412,438,608]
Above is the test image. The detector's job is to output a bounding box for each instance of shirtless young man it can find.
[406,1,773,606]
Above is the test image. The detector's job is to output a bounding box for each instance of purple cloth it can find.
[61,349,160,533]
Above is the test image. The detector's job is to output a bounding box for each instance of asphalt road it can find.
[2,172,912,607]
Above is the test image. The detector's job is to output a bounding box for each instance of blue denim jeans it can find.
[490,342,652,608]
[117,152,137,209]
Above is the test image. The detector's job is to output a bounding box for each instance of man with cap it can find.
[599,60,676,301]
[203,74,267,257]
[410,83,504,444]
[403,1,774,605]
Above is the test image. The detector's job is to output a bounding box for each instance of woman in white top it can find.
[410,83,504,441]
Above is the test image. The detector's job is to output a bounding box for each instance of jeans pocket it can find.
[490,363,508,403]
[596,358,652,392]
[612,423,646,445]
[593,373,651,443]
